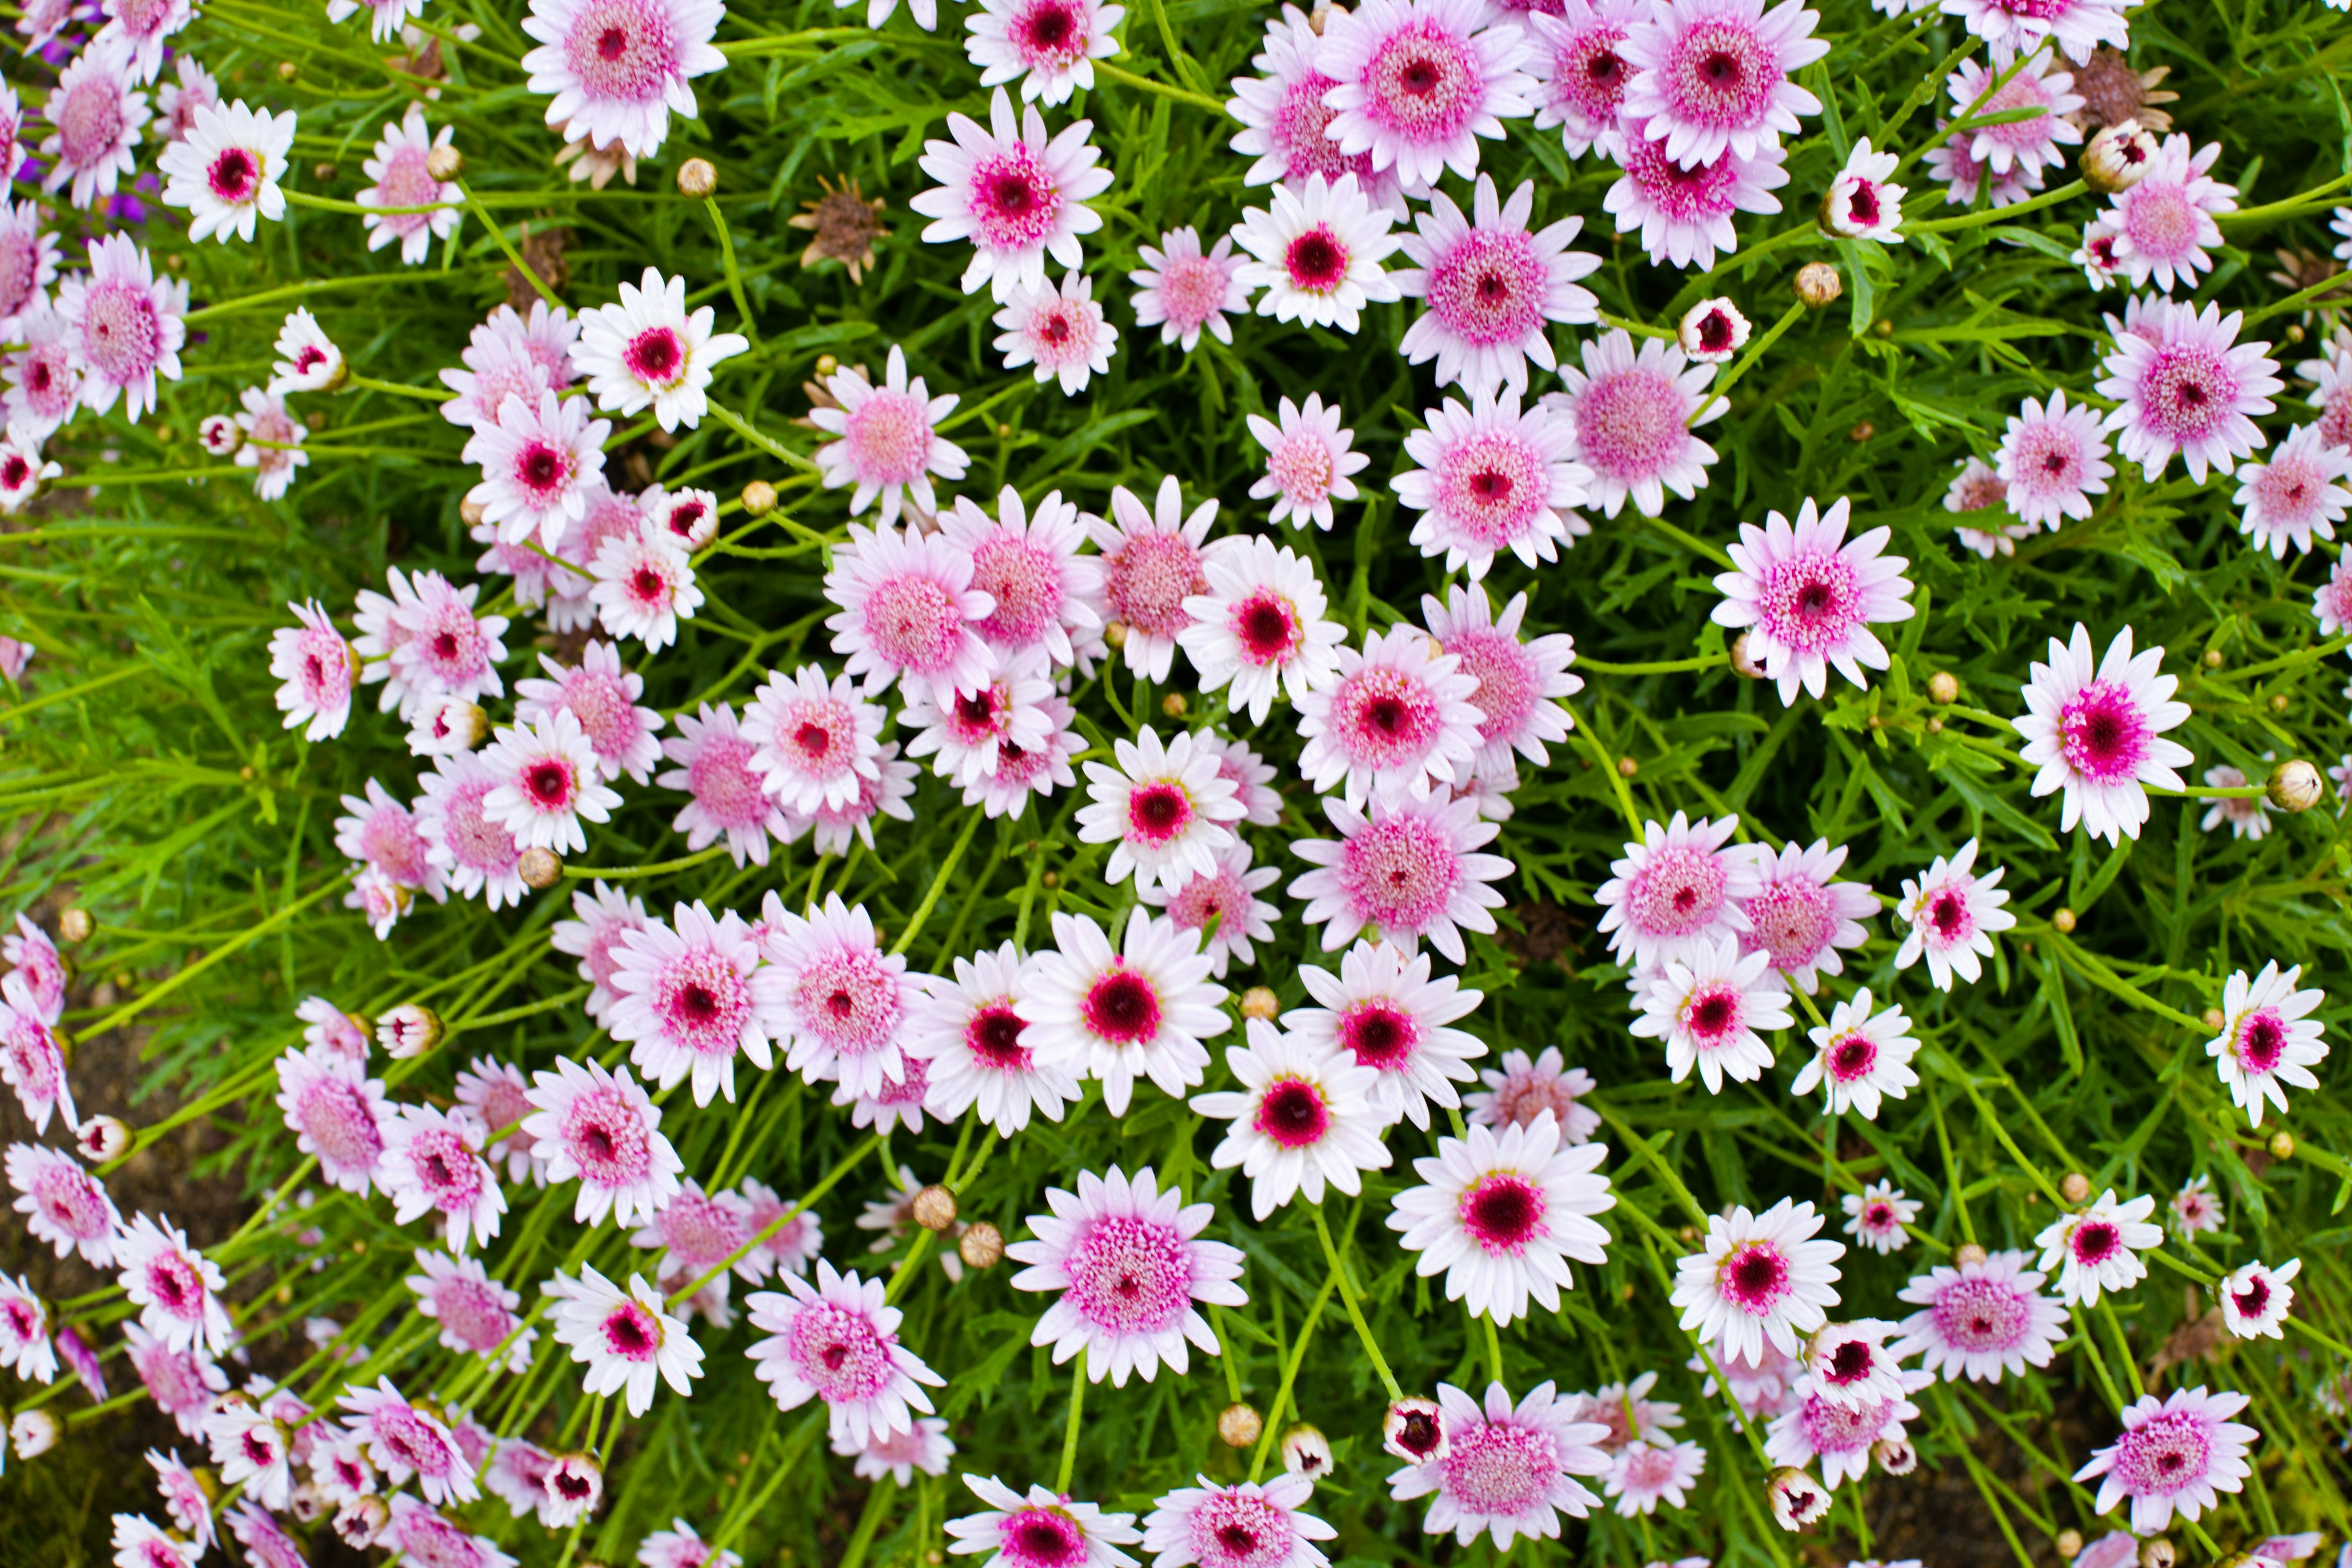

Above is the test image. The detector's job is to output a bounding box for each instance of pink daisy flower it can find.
[378,567,510,720]
[2318,546,2352,635]
[1842,1181,1920,1254]
[148,1450,214,1549]
[7,1140,121,1266]
[1995,388,2113,530]
[116,1213,232,1357]
[1297,624,1487,806]
[1396,390,1590,578]
[2205,960,2328,1128]
[1632,935,1792,1091]
[1132,227,1251,351]
[57,233,184,423]
[964,0,1124,106]
[269,600,359,742]
[94,0,193,83]
[2014,622,2193,844]
[912,87,1114,301]
[793,741,922,853]
[1387,1381,1610,1549]
[2,915,64,1022]
[1946,51,2083,178]
[1823,137,1905,241]
[1730,837,1874,993]
[1226,5,1398,206]
[2235,423,2352,557]
[948,1476,1141,1568]
[2199,763,2271,840]
[745,1259,943,1444]
[481,710,623,855]
[1894,1249,2066,1382]
[2034,1188,2162,1306]
[913,943,1084,1135]
[1138,842,1283,979]
[233,385,307,501]
[1941,0,2125,61]
[2218,1257,2299,1340]
[1287,940,1486,1129]
[1604,1441,1705,1515]
[1318,0,1535,192]
[902,656,1059,788]
[358,104,461,263]
[439,322,568,434]
[1763,1371,1926,1489]
[739,1179,826,1276]
[124,1324,226,1439]
[2299,335,2352,451]
[1605,123,1788,268]
[1670,1199,1844,1366]
[337,1378,478,1506]
[2074,1387,2256,1532]
[40,51,148,210]
[546,1265,704,1417]
[995,271,1117,394]
[1248,393,1368,532]
[1177,532,1346,723]
[156,98,293,245]
[633,1178,763,1294]
[1527,0,1643,159]
[1023,909,1229,1114]
[943,484,1104,669]
[417,752,529,909]
[2,297,85,439]
[659,703,791,867]
[834,1417,956,1486]
[113,1515,202,1568]
[409,1250,535,1370]
[592,527,703,652]
[0,1272,53,1384]
[608,899,782,1104]
[1396,174,1598,397]
[333,781,442,901]
[273,1044,390,1196]
[1621,0,1828,167]
[1466,1046,1596,1140]
[2108,135,2234,293]
[1006,1163,1248,1385]
[810,348,970,526]
[826,522,999,702]
[1711,495,1916,704]
[741,663,886,816]
[1077,726,1247,893]
[761,891,919,1100]
[1290,791,1512,962]
[1893,837,2014,990]
[1230,172,1403,332]
[1422,584,1580,778]
[519,0,725,159]
[381,1105,506,1252]
[0,202,62,338]
[462,388,611,552]
[521,1056,684,1226]
[1388,1111,1615,1321]
[0,991,71,1132]
[1140,1474,1336,1568]
[1791,987,1919,1118]
[1087,476,1218,681]
[516,640,665,786]
[1551,329,1725,518]
[382,1497,512,1568]
[1593,810,1757,971]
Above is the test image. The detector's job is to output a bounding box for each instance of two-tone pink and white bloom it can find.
[1192,1018,1392,1219]
[1526,0,1643,159]
[1227,4,1396,207]
[1248,393,1369,531]
[382,1105,507,1251]
[1895,1248,2065,1382]
[157,100,293,243]
[480,710,622,854]
[826,522,999,701]
[462,390,611,551]
[1594,812,1757,971]
[811,347,971,526]
[337,1379,478,1506]
[0,1275,53,1384]
[1231,173,1403,332]
[1842,1181,1918,1254]
[116,1214,233,1357]
[1006,1164,1248,1385]
[964,0,1124,105]
[58,234,186,423]
[913,943,1084,1135]
[2234,423,2352,557]
[546,1265,704,1417]
[1317,0,1536,192]
[1389,1111,1613,1323]
[112,1514,203,1568]
[40,51,149,210]
[270,599,358,742]
[1946,51,2082,178]
[902,658,1060,788]
[517,641,666,786]
[607,900,784,1106]
[521,1057,684,1227]
[945,485,1104,669]
[1893,839,2015,990]
[409,1251,535,1370]
[519,0,726,159]
[1287,940,1486,1129]
[1941,0,2125,62]
[1822,137,1905,241]
[8,1141,122,1266]
[1089,477,1219,679]
[1131,228,1251,351]
[1396,390,1590,577]
[1466,1047,1597,1141]
[1395,175,1597,396]
[747,1260,940,1442]
[575,267,748,430]
[1549,329,1724,517]
[233,386,307,501]
[763,891,922,1100]
[2107,136,2234,293]
[1711,496,1915,704]
[658,703,786,864]
[2204,961,2328,1127]
[948,1476,1142,1568]
[1605,125,1788,270]
[1023,910,1230,1115]
[1140,1474,1335,1568]
[1671,1199,1844,1365]
[1177,534,1346,722]
[993,273,1117,394]
[1996,390,2113,529]
[1423,584,1580,777]
[1290,792,1513,963]
[0,991,70,1132]
[273,1045,390,1195]
[0,298,80,438]
[1604,1441,1705,1515]
[2313,545,2352,636]
[1387,1381,1610,1550]
[741,664,886,815]
[1621,0,1827,167]
[1791,989,1917,1119]
[1297,625,1486,805]
[1137,843,1283,979]
[1763,1370,1925,1489]
[1731,837,1874,993]
[358,105,460,263]
[2074,1387,2256,1532]
[2014,623,2192,845]
[0,421,42,513]
[2095,299,2281,483]
[1633,937,1791,1091]
[2035,1189,2161,1306]
[913,88,1114,301]
[205,1402,293,1510]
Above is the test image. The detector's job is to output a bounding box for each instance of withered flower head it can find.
[788,174,890,284]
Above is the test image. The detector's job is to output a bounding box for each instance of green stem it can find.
[891,807,986,956]
[704,195,760,345]
[1308,1207,1403,1401]
[560,844,731,880]
[1056,1348,1088,1493]
[457,179,562,309]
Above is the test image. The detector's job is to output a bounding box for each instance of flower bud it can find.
[1240,986,1279,1021]
[2201,1006,2227,1033]
[424,144,464,183]
[1953,1242,1988,1267]
[276,59,299,80]
[652,488,721,551]
[1381,1396,1446,1462]
[58,908,94,944]
[544,1453,605,1526]
[1616,755,1638,778]
[1927,671,1959,704]
[2266,758,2323,812]
[75,1115,130,1162]
[958,1219,1005,1268]
[518,847,565,890]
[1280,1424,1332,1480]
[2055,1529,2084,1559]
[1729,631,1765,680]
[459,496,488,527]
[677,158,718,198]
[741,479,778,517]
[1678,297,1749,363]
[1768,1467,1831,1529]
[1160,692,1188,718]
[375,1003,444,1059]
[2052,907,2076,933]
[912,1185,959,1232]
[289,1480,328,1521]
[335,1495,390,1550]
[2081,119,2156,194]
[1871,1436,1916,1476]
[10,1408,58,1458]
[1793,262,1842,309]
[2139,1538,2175,1568]
[410,694,489,755]
[2269,1129,2294,1161]
[2060,1171,2092,1204]
[198,414,244,456]
[1103,622,1129,649]
[1218,1402,1264,1448]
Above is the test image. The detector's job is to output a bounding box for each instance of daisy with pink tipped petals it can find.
[116,1214,233,1357]
[58,234,186,423]
[1791,989,1917,1118]
[632,1180,763,1292]
[1996,390,2113,530]
[1177,533,1346,722]
[1232,173,1402,332]
[1634,937,1790,1092]
[948,1475,1142,1568]
[1138,843,1283,979]
[1711,496,1916,704]
[2314,547,2352,636]
[1132,228,1250,351]
[1467,1047,1597,1140]
[994,272,1117,394]
[270,599,358,742]
[9,1141,122,1267]
[123,1324,225,1440]
[965,0,1123,105]
[913,943,1084,1135]
[811,347,970,527]
[1528,0,1642,159]
[1894,839,2015,990]
[463,390,610,551]
[1422,584,1580,778]
[481,710,622,855]
[1141,1474,1336,1568]
[40,52,148,211]
[1894,1248,2064,1382]
[1842,1182,1918,1255]
[2096,298,2282,483]
[608,901,782,1106]
[1551,329,1725,517]
[0,420,43,511]
[913,87,1113,302]
[945,485,1104,669]
[521,1057,683,1227]
[1621,0,1827,167]
[1008,1163,1248,1385]
[2218,1258,2298,1339]
[1297,625,1485,805]
[658,703,791,866]
[2035,1189,2160,1306]
[1942,0,2125,63]
[546,1265,704,1417]
[1388,1381,1609,1549]
[2016,622,2193,844]
[113,1514,202,1568]
[2235,423,2352,557]
[1763,1370,1926,1489]
[1732,837,1874,993]
[1024,910,1229,1115]
[1396,390,1589,577]
[747,1260,940,1442]
[382,1106,506,1252]
[337,1379,478,1506]
[2108,135,2234,293]
[1291,792,1512,963]
[1605,126,1789,269]
[2074,1386,2255,1532]
[826,522,999,701]
[1087,477,1217,681]
[575,266,747,432]
[1318,0,1534,191]
[519,0,725,159]
[741,664,885,815]
[1672,1199,1843,1365]
[1287,940,1486,1129]
[2205,961,2327,1128]
[0,1275,52,1383]
[1594,811,1757,971]
[1396,175,1597,397]
[409,1251,534,1371]
[274,1046,390,1196]
[1389,1110,1614,1323]
[1248,394,1368,532]
[1947,51,2081,178]
[1226,6,1399,205]
[205,1403,292,1509]
[903,657,1060,788]
[517,641,665,786]
[357,105,459,264]
[761,891,921,1100]
[1192,1018,1392,1220]
[1,298,80,439]
[1605,1441,1705,1515]
[157,100,292,244]
[1079,727,1246,892]
[0,993,70,1131]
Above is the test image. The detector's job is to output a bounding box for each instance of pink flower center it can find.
[1577,366,1687,484]
[601,1298,662,1362]
[1863,1201,1896,1231]
[1436,431,1548,547]
[1127,780,1194,846]
[2056,678,2150,783]
[1716,1240,1789,1313]
[1440,1419,1555,1513]
[1691,307,1736,354]
[1427,228,1545,347]
[1822,1339,1877,1385]
[2071,1219,2120,1264]
[2123,183,2198,260]
[1332,664,1446,769]
[1844,176,1883,227]
[655,948,755,1057]
[1338,1001,1419,1069]
[1283,224,1349,293]
[1621,134,1744,221]
[1825,1031,1877,1083]
[565,0,680,104]
[967,146,1065,252]
[1080,965,1163,1045]
[1796,1392,1888,1455]
[34,1170,111,1242]
[862,572,968,675]
[1545,24,1630,129]
[1619,1443,1680,1491]
[1336,813,1462,932]
[970,532,1066,647]
[1232,591,1302,665]
[1105,529,1206,636]
[371,146,440,235]
[78,279,164,385]
[2233,1008,2288,1073]
[562,671,641,764]
[1155,253,1230,331]
[374,1406,454,1478]
[409,1127,487,1212]
[1011,0,1088,66]
[1362,20,1483,145]
[1626,842,1728,940]
[1743,876,1833,972]
[1268,432,1336,503]
[841,390,933,486]
[1002,1507,1088,1568]
[1971,73,2059,155]
[2011,420,2084,495]
[1166,865,1247,940]
[660,1193,750,1266]
[431,1276,519,1352]
[2231,1274,2271,1318]
[2252,453,2326,526]
[1660,18,1777,131]
[296,1077,385,1171]
[2109,1411,2213,1496]
[1680,982,1744,1046]
[1191,1491,1296,1568]
[686,731,769,831]
[1023,302,1091,367]
[1758,551,1863,652]
[790,945,903,1055]
[1923,884,1972,944]
[208,145,260,202]
[56,77,124,167]
[1458,1172,1548,1253]
[563,1086,654,1185]
[513,440,573,503]
[2138,342,2238,443]
[1065,1213,1191,1333]
[524,756,576,810]
[1268,74,1375,184]
[626,326,684,386]
[964,1003,1031,1069]
[1252,1077,1332,1149]
[1447,628,1536,746]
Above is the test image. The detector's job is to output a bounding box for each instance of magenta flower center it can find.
[1427,228,1545,347]
[841,390,933,486]
[1924,885,1972,943]
[79,279,164,384]
[56,78,124,167]
[1825,1031,1877,1082]
[563,1086,653,1184]
[1232,592,1301,665]
[790,946,902,1055]
[2071,1219,2120,1264]
[1003,1508,1088,1568]
[966,1002,1033,1069]
[2056,678,2152,782]
[786,1298,894,1398]
[1363,20,1482,144]
[862,572,967,674]
[1106,530,1205,636]
[1717,1240,1789,1313]
[970,533,1066,647]
[1744,877,1833,970]
[1440,1419,1555,1513]
[1436,432,1547,547]
[1337,814,1462,932]
[1458,1173,1548,1253]
[1270,74,1373,184]
[1081,965,1163,1046]
[1191,1491,1295,1568]
[1692,307,1735,353]
[626,326,684,385]
[1547,26,1630,127]
[1283,225,1349,293]
[1796,1392,1889,1455]
[655,948,754,1056]
[2233,1009,2287,1072]
[1661,18,1777,129]
[1338,1001,1419,1069]
[1268,432,1336,503]
[2110,1411,2214,1495]
[208,146,260,202]
[1931,1276,2030,1352]
[1333,665,1444,768]
[1155,254,1229,330]
[2231,1275,2271,1317]
[296,1077,385,1170]
[565,0,680,103]
[1012,0,1086,64]
[1577,366,1687,483]
[1065,1213,1191,1333]
[1253,1077,1332,1150]
[2138,343,2238,442]
[432,1276,518,1352]
[967,146,1065,252]
[1758,551,1863,652]
[1626,843,1727,939]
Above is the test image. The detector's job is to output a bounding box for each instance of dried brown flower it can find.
[789,174,889,284]
[2069,48,2177,132]
[505,224,572,309]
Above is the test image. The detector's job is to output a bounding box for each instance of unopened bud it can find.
[2081,120,2156,194]
[518,847,564,889]
[652,488,721,551]
[276,59,299,81]
[2269,1130,2294,1161]
[198,414,243,456]
[1218,1403,1263,1448]
[1382,1396,1446,1462]
[289,1480,328,1521]
[459,496,488,527]
[959,1220,1005,1268]
[2060,1171,2091,1204]
[543,1453,604,1526]
[677,158,717,198]
[375,1003,443,1060]
[10,1408,58,1458]
[1872,1437,1916,1476]
[2139,1538,2175,1568]
[2271,692,2291,713]
[55,910,92,947]
[1794,262,1842,308]
[1953,1242,1988,1267]
[2201,1006,2227,1033]
[334,1495,390,1550]
[814,353,840,379]
[424,144,464,183]
[2052,907,2076,933]
[1729,631,1766,680]
[1678,297,1749,363]
[741,479,778,517]
[1616,755,1638,778]
[1102,622,1129,649]
[1928,671,1959,704]
[1240,986,1279,1021]
[911,1185,959,1232]
[412,695,488,755]
[75,1115,131,1161]
[2267,758,2323,812]
[1160,693,1187,718]
[1768,1467,1832,1529]
[1280,1424,1332,1480]
[2055,1529,2084,1559]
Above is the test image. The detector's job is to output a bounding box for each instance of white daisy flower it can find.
[1231,172,1403,333]
[2033,1189,2161,1306]
[1286,940,1485,1130]
[1022,910,1230,1115]
[1075,726,1247,894]
[1669,1199,1844,1366]
[1790,988,1918,1119]
[2204,960,2328,1128]
[1631,936,1791,1093]
[574,266,750,431]
[1191,1017,1393,1220]
[544,1265,704,1417]
[1387,1111,1614,1325]
[1177,533,1346,723]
